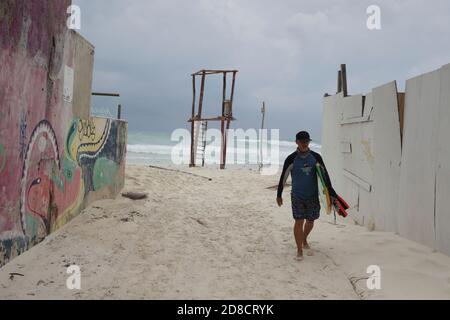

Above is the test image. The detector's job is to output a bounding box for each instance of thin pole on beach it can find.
[220,73,227,170]
[259,102,266,172]
[333,203,337,225]
[190,75,196,167]
[117,104,122,119]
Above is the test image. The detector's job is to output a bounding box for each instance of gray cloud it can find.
[73,0,450,141]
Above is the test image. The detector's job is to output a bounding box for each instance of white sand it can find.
[1,165,450,300]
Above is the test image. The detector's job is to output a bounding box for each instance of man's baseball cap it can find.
[296,131,311,142]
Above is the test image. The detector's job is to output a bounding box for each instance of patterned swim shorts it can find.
[291,195,321,221]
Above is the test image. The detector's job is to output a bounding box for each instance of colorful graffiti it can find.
[67,118,111,164]
[20,120,61,239]
[19,111,27,160]
[77,119,97,141]
[1,116,127,265]
[0,143,5,174]
[16,118,126,244]
[0,1,128,267]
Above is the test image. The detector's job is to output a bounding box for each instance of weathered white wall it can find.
[322,82,401,230]
[397,63,450,254]
[321,93,344,193]
[436,64,450,256]
[340,94,375,227]
[322,64,450,256]
[397,70,440,249]
[371,82,402,232]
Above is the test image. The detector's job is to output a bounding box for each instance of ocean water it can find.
[126,131,322,168]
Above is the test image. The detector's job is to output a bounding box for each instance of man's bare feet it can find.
[296,250,304,261]
[303,241,314,255]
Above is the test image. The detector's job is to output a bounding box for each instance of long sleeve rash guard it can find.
[277,149,337,199]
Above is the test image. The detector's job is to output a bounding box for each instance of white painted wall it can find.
[371,81,402,232]
[397,69,440,249]
[322,64,450,256]
[322,93,344,193]
[322,93,344,222]
[434,63,450,255]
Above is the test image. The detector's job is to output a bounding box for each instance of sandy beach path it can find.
[1,165,450,300]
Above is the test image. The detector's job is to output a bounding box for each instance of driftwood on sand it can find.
[121,191,149,200]
[266,183,291,190]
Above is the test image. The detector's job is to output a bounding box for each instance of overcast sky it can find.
[73,0,450,141]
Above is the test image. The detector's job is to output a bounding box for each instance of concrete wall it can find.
[0,0,128,267]
[322,64,450,256]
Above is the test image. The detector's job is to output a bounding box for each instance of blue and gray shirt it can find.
[277,149,336,200]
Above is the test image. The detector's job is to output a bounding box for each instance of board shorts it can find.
[291,194,321,221]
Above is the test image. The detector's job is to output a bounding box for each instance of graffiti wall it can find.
[0,1,128,267]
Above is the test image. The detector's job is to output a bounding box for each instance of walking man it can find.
[276,131,337,261]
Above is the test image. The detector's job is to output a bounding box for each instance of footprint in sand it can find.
[306,250,314,256]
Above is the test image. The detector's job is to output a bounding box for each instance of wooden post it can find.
[226,72,237,129]
[117,104,122,120]
[337,70,342,94]
[202,121,208,167]
[341,64,348,97]
[198,71,206,119]
[190,75,196,167]
[222,73,227,115]
[221,71,237,170]
[220,73,227,169]
[230,71,237,106]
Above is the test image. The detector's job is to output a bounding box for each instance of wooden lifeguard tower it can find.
[188,69,238,169]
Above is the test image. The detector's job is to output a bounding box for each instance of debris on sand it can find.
[121,191,148,200]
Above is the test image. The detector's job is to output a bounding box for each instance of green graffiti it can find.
[62,120,79,184]
[62,154,76,182]
[93,158,119,191]
[0,143,6,173]
[51,173,64,192]
[50,163,65,192]
[66,120,78,162]
[25,214,40,240]
[119,125,127,146]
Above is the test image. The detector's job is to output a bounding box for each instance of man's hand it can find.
[276,197,283,207]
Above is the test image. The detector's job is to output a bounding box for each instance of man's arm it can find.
[313,152,337,198]
[277,152,295,198]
